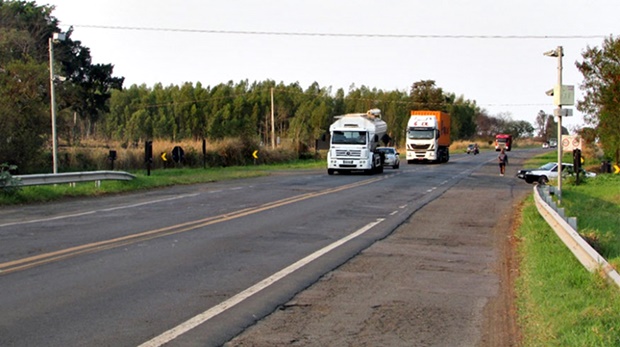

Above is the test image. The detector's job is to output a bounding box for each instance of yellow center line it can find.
[0,176,385,275]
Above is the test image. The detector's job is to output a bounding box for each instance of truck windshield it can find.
[407,128,434,140]
[332,131,367,145]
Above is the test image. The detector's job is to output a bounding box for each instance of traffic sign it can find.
[172,146,184,163]
[161,152,167,161]
[553,85,575,106]
[615,164,620,174]
[252,150,259,159]
[562,135,582,151]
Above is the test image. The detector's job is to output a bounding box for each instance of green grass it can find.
[0,159,325,205]
[516,154,620,346]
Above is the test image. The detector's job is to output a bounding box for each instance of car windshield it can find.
[539,163,557,171]
[378,148,395,154]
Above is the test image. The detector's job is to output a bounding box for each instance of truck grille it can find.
[335,149,361,157]
[407,144,431,150]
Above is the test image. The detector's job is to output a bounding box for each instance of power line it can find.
[66,25,607,40]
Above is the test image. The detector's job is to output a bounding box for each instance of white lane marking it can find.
[390,210,398,216]
[0,194,199,228]
[138,218,386,347]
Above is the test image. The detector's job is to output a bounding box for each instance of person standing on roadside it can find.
[498,148,508,176]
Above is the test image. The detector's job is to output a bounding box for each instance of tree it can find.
[535,110,548,139]
[446,93,477,140]
[576,35,620,163]
[0,0,123,172]
[410,80,445,111]
[0,58,48,172]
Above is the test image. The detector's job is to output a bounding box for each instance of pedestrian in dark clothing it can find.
[498,148,508,176]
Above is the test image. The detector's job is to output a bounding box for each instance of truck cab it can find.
[327,109,387,175]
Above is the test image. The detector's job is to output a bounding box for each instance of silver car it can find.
[377,147,400,169]
[520,162,596,184]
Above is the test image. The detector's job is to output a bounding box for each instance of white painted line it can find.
[0,194,199,228]
[138,218,385,347]
[390,210,398,216]
[100,194,200,212]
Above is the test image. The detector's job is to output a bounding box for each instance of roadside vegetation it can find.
[0,159,324,206]
[516,152,620,346]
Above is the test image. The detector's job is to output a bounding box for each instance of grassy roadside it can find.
[0,159,325,206]
[515,153,620,346]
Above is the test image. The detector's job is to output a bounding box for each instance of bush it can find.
[0,163,22,195]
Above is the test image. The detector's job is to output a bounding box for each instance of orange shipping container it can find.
[409,110,451,147]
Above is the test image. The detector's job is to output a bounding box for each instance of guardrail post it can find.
[557,208,565,218]
[568,217,578,230]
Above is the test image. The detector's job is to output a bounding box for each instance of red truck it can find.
[495,134,513,151]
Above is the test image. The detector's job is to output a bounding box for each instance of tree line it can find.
[102,79,514,149]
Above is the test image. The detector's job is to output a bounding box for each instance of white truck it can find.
[406,110,451,163]
[327,109,388,175]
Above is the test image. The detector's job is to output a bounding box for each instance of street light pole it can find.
[556,46,563,203]
[48,32,65,174]
[48,37,59,174]
[270,87,275,149]
[544,46,564,202]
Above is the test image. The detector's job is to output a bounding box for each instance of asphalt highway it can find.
[0,149,538,346]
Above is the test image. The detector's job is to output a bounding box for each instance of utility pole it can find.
[270,87,276,149]
[556,46,563,203]
[49,36,59,174]
[49,32,66,174]
[544,46,564,203]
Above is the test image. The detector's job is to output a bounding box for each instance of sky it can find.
[47,0,620,132]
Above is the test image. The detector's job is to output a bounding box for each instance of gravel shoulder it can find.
[226,156,531,347]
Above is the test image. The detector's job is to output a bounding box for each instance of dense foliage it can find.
[576,35,620,164]
[0,0,123,172]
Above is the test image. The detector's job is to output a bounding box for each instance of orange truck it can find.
[495,134,513,151]
[406,110,451,163]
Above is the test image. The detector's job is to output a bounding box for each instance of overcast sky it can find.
[48,0,619,131]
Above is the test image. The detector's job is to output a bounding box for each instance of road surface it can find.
[0,149,536,346]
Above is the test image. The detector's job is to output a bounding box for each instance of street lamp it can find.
[49,32,66,174]
[544,46,564,202]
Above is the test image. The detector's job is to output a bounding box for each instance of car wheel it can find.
[525,177,534,184]
[538,176,548,185]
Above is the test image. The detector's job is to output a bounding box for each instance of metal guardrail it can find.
[14,171,136,187]
[533,185,620,288]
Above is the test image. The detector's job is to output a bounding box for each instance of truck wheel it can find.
[327,169,335,175]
